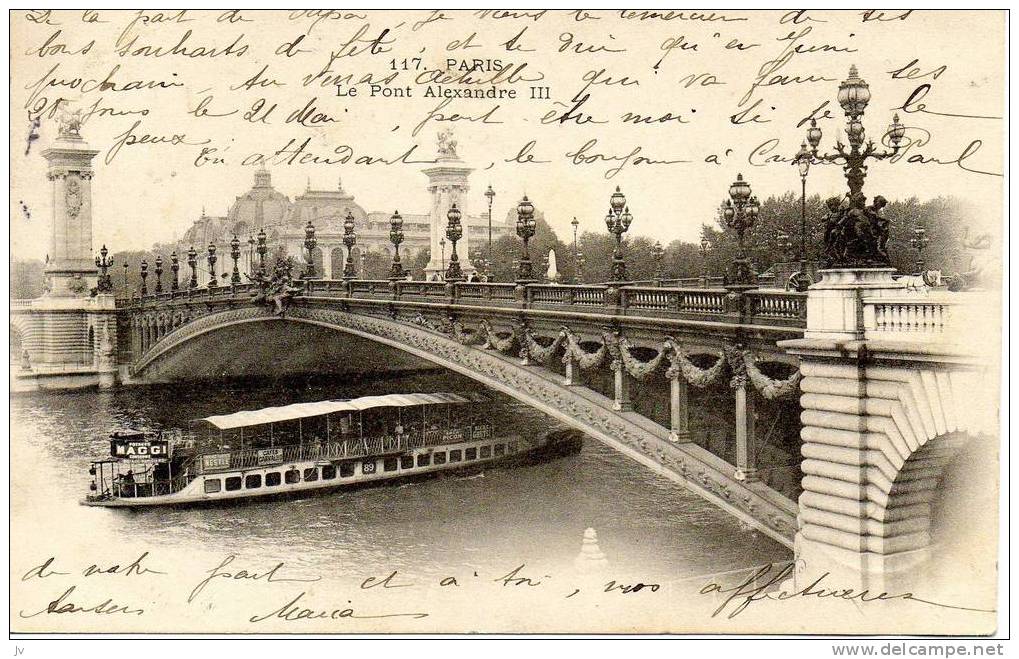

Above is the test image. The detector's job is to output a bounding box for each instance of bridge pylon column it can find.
[668,376,691,442]
[563,355,576,386]
[611,363,632,411]
[734,380,758,481]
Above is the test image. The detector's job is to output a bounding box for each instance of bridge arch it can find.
[131,304,798,547]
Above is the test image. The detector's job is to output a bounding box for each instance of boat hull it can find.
[82,430,582,509]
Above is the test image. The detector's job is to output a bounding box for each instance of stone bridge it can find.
[115,278,810,548]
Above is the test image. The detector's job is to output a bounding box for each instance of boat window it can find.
[340,462,355,478]
[266,472,281,487]
[204,479,221,494]
[285,469,300,484]
[494,444,505,457]
[362,460,377,475]
[245,474,262,489]
[225,476,242,491]
[383,457,398,472]
[416,454,431,467]
[480,445,492,459]
[508,441,518,453]
[303,467,319,482]
[434,452,447,465]
[322,464,337,480]
[400,456,414,469]
[449,449,462,463]
[465,447,477,461]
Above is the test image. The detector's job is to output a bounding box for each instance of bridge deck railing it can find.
[121,278,807,328]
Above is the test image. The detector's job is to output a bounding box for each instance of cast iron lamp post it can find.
[389,210,405,280]
[303,220,317,279]
[342,211,357,281]
[805,66,905,200]
[256,228,267,277]
[571,216,580,283]
[444,203,464,282]
[187,246,198,289]
[700,237,710,287]
[154,254,164,294]
[230,235,241,284]
[605,186,633,283]
[139,259,148,296]
[721,173,760,290]
[95,245,113,293]
[515,196,536,283]
[485,184,495,279]
[652,240,665,286]
[206,243,218,288]
[910,226,929,274]
[576,249,585,284]
[170,251,180,291]
[439,238,446,280]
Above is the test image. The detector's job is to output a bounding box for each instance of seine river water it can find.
[11,370,790,587]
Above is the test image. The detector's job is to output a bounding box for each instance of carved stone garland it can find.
[522,327,566,365]
[744,352,802,400]
[562,327,608,371]
[618,336,669,381]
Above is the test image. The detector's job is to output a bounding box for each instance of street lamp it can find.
[342,211,357,280]
[652,240,665,286]
[605,186,633,283]
[721,173,760,290]
[170,251,180,291]
[571,216,580,283]
[360,250,367,279]
[515,195,536,283]
[154,254,164,294]
[256,227,267,277]
[576,249,585,284]
[206,243,218,288]
[229,235,241,284]
[805,65,905,266]
[910,226,929,274]
[439,237,446,280]
[485,184,495,279]
[139,259,148,296]
[444,203,464,282]
[122,262,129,290]
[95,245,113,293]
[187,246,198,289]
[389,210,405,281]
[303,220,317,278]
[699,236,710,287]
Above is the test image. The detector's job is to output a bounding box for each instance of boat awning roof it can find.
[199,392,478,430]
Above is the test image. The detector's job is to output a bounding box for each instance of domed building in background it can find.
[171,133,514,285]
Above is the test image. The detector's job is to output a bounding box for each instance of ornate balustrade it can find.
[120,277,808,331]
[862,293,980,343]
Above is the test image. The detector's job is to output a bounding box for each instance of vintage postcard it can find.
[8,9,1005,641]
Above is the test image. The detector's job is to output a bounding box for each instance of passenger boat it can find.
[83,392,582,508]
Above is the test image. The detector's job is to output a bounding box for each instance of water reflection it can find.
[11,370,790,583]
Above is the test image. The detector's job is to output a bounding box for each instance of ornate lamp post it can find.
[721,173,760,290]
[360,250,367,279]
[170,251,180,291]
[230,235,241,284]
[256,227,267,277]
[576,249,585,284]
[303,220,317,278]
[515,195,536,283]
[485,184,495,278]
[699,236,710,287]
[95,245,113,293]
[910,226,929,274]
[389,210,405,280]
[605,186,633,283]
[439,237,446,279]
[122,262,129,290]
[206,243,218,288]
[444,203,464,282]
[805,65,905,267]
[154,254,164,294]
[187,246,198,289]
[652,240,665,286]
[139,259,148,296]
[342,211,357,281]
[571,216,580,283]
